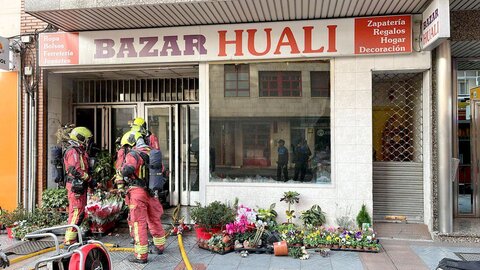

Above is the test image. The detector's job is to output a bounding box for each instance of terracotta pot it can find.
[332,244,339,249]
[273,241,288,256]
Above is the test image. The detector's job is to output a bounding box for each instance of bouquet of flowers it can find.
[85,190,124,225]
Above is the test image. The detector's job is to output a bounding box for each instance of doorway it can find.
[74,105,137,152]
[146,104,199,206]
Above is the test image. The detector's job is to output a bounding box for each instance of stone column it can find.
[436,40,453,234]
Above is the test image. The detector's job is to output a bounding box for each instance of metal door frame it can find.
[145,105,177,206]
[74,105,137,151]
[180,104,200,206]
[468,101,480,217]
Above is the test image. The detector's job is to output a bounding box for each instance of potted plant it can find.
[280,191,300,224]
[256,203,278,228]
[42,188,68,211]
[356,204,372,230]
[190,201,235,241]
[91,150,114,188]
[300,205,326,228]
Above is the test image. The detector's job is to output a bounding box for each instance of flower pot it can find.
[332,244,339,249]
[273,241,288,256]
[194,225,220,241]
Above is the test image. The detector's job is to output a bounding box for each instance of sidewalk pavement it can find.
[4,231,480,270]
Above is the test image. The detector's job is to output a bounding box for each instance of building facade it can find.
[10,0,479,235]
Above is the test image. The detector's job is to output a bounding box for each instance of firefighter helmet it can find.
[121,131,142,147]
[69,127,93,144]
[131,117,147,135]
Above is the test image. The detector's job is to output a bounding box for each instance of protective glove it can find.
[0,252,9,269]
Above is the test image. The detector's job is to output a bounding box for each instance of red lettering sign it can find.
[354,15,411,54]
[39,33,79,65]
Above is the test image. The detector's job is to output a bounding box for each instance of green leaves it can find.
[356,204,372,229]
[42,188,68,209]
[190,201,236,230]
[300,205,326,227]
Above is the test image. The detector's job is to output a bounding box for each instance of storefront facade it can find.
[27,11,436,229]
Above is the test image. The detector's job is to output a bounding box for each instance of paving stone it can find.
[269,255,302,269]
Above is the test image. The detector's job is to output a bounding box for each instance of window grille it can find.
[372,73,423,162]
[259,71,302,97]
[73,77,199,104]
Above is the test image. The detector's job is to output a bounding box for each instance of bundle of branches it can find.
[55,124,76,147]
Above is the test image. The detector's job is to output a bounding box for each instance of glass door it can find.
[74,105,136,152]
[469,101,480,217]
[181,105,199,206]
[146,106,176,205]
[146,104,199,206]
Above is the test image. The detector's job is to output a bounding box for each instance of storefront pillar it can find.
[436,40,453,233]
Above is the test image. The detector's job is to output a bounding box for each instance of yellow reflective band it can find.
[65,230,78,241]
[79,155,85,170]
[153,236,166,246]
[129,204,136,209]
[71,209,79,225]
[134,222,140,243]
[134,244,148,255]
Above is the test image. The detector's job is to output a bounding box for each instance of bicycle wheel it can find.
[69,244,111,270]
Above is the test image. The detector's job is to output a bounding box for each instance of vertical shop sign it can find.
[0,36,9,70]
[421,0,450,50]
[354,15,412,54]
[39,32,79,66]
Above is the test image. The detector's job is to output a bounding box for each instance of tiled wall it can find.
[206,51,431,226]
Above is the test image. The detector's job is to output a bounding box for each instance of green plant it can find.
[280,191,300,223]
[190,201,236,230]
[0,207,29,227]
[92,150,114,185]
[257,203,278,227]
[356,204,372,229]
[11,207,67,240]
[42,188,68,209]
[300,205,326,227]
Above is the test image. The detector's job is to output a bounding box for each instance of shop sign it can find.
[39,15,412,67]
[421,0,450,51]
[39,32,79,66]
[0,36,9,71]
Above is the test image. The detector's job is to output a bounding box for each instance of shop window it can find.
[311,71,330,97]
[224,64,250,97]
[209,61,331,184]
[259,71,302,97]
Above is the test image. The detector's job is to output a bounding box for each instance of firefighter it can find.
[118,131,166,264]
[64,127,93,246]
[130,117,160,150]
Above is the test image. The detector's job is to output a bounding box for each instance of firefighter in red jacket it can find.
[130,117,160,150]
[117,131,166,264]
[64,127,92,245]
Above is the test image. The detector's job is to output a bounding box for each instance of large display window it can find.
[209,61,331,184]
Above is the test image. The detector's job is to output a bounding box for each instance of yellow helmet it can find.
[69,127,92,144]
[121,131,142,147]
[131,117,147,135]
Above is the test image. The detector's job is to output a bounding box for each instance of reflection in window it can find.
[209,61,331,184]
[311,71,330,97]
[225,64,250,97]
[259,71,302,97]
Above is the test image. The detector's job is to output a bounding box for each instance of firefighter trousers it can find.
[126,187,166,260]
[65,182,87,245]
